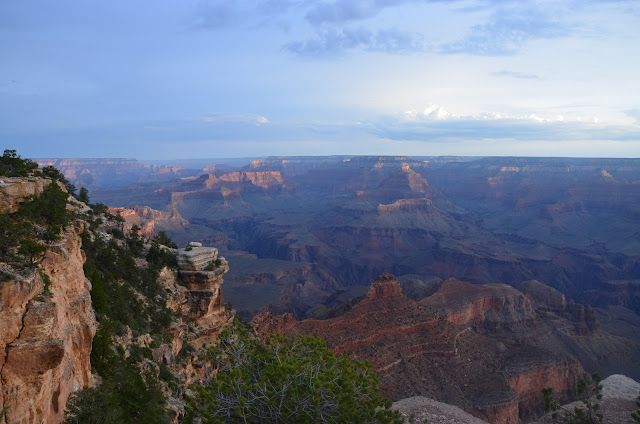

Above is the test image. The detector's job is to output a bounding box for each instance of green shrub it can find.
[543,373,603,423]
[146,242,177,270]
[0,149,38,177]
[40,165,68,184]
[77,187,90,204]
[39,270,53,297]
[19,240,47,265]
[185,322,403,424]
[154,231,177,249]
[64,357,169,424]
[20,181,70,239]
[177,338,196,363]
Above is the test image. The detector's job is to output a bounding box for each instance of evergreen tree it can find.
[0,149,38,177]
[543,373,603,424]
[78,187,90,204]
[185,322,403,424]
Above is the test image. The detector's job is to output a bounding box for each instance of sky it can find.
[1,0,640,159]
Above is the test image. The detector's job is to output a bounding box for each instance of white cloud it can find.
[202,113,270,126]
[400,104,601,124]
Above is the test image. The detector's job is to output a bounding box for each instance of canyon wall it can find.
[0,178,96,424]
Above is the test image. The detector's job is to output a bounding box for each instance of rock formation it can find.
[538,374,640,424]
[392,397,489,424]
[252,274,638,424]
[108,205,189,239]
[1,178,96,424]
[87,155,640,323]
[0,177,54,213]
[176,243,232,347]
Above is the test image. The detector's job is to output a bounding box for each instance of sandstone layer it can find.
[175,245,232,347]
[0,177,53,213]
[108,205,188,239]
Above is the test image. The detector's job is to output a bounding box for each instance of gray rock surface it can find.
[177,246,218,271]
[393,396,488,424]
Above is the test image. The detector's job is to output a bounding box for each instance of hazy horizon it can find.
[2,1,640,159]
[31,153,640,161]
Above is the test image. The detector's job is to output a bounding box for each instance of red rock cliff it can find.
[0,221,96,424]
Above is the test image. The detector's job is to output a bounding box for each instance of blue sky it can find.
[2,0,639,159]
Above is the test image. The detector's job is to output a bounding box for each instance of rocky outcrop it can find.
[0,221,96,424]
[218,171,284,188]
[538,374,640,424]
[377,198,432,213]
[423,279,537,331]
[365,273,403,299]
[392,397,489,424]
[0,177,53,213]
[505,354,582,419]
[176,244,232,347]
[521,280,600,335]
[109,206,189,239]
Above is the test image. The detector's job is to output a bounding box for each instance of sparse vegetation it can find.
[632,391,640,422]
[39,270,53,297]
[81,224,175,338]
[543,373,603,424]
[77,187,90,204]
[18,240,47,265]
[65,218,179,423]
[0,157,72,267]
[154,231,177,249]
[19,180,71,240]
[64,336,169,424]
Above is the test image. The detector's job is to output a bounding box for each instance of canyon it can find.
[0,175,237,423]
[85,156,640,324]
[251,273,640,423]
[18,154,639,423]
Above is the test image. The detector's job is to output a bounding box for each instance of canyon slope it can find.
[86,156,640,324]
[251,274,640,423]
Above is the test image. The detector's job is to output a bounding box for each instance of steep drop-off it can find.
[0,179,96,424]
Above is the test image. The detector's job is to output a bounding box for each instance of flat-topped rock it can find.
[177,245,218,271]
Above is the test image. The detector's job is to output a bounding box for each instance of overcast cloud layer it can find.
[1,0,639,158]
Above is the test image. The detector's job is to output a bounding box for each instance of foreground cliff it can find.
[0,177,96,424]
[0,171,236,423]
[252,274,639,424]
